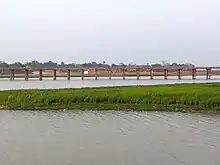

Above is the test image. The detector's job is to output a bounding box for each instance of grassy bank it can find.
[0,83,220,112]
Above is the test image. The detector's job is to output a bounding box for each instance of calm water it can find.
[0,76,220,90]
[0,110,220,165]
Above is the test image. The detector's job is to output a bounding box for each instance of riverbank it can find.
[0,83,220,112]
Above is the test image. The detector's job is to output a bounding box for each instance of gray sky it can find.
[0,0,220,66]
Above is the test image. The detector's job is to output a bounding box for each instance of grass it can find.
[0,83,220,112]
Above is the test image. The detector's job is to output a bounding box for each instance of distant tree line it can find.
[0,61,195,69]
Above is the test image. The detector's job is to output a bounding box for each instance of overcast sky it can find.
[0,0,220,66]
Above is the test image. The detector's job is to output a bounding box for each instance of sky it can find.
[0,0,220,66]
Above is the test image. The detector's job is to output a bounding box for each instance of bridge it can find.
[0,66,220,81]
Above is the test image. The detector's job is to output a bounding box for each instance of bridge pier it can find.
[53,69,56,80]
[164,69,168,80]
[192,69,196,80]
[123,69,125,80]
[150,69,154,80]
[137,69,140,80]
[178,69,182,80]
[206,68,211,80]
[3,67,219,81]
[24,69,29,81]
[95,68,98,80]
[67,69,71,80]
[10,69,15,81]
[108,69,112,80]
[81,69,84,80]
[39,69,43,81]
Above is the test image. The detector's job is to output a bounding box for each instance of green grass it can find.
[0,83,220,112]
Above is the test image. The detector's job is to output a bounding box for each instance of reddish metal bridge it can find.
[0,66,220,81]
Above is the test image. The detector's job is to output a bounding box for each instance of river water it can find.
[0,76,220,90]
[1,76,220,165]
[0,110,220,165]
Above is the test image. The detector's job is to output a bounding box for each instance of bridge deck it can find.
[0,66,220,71]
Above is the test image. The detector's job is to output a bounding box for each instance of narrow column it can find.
[24,69,29,81]
[81,69,84,80]
[206,68,211,80]
[192,69,196,80]
[209,68,212,79]
[122,69,126,80]
[137,69,140,80]
[150,69,154,80]
[178,69,182,80]
[10,69,15,81]
[108,69,112,80]
[39,69,43,81]
[53,69,56,80]
[95,68,98,80]
[164,69,168,80]
[67,69,71,80]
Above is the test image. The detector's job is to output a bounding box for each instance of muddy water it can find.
[0,76,220,90]
[0,110,220,165]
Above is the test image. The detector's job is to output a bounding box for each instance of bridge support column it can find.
[10,69,15,81]
[81,69,84,80]
[24,69,29,81]
[108,69,112,80]
[178,69,182,80]
[206,68,211,80]
[123,69,125,80]
[137,69,140,80]
[39,69,43,81]
[192,69,196,80]
[53,69,56,80]
[164,69,168,80]
[95,68,98,80]
[150,69,154,80]
[67,69,71,80]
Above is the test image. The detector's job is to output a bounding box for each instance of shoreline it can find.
[0,83,220,112]
[0,104,218,113]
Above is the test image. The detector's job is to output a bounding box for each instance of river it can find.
[0,76,220,90]
[0,110,220,165]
